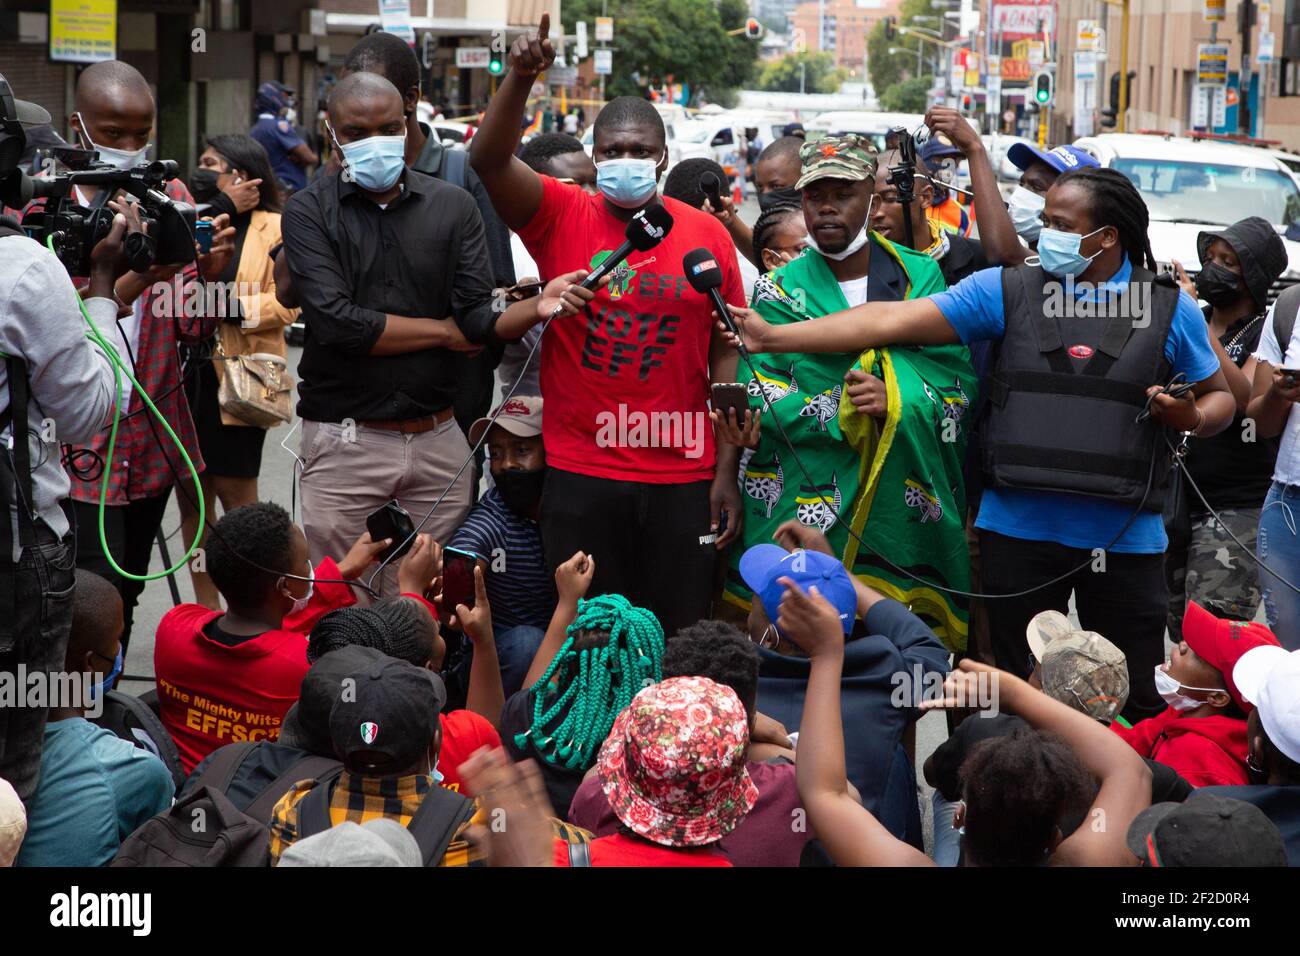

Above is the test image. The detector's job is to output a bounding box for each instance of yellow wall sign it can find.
[50,0,118,64]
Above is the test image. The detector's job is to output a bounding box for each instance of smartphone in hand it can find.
[439,546,479,627]
[711,382,750,424]
[365,500,416,563]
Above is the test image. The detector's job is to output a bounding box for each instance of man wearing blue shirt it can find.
[249,81,317,194]
[722,166,1235,720]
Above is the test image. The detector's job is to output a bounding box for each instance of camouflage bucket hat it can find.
[795,134,879,190]
[1041,631,1130,724]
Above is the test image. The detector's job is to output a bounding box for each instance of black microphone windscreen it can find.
[627,203,674,252]
[700,172,721,195]
[682,247,723,293]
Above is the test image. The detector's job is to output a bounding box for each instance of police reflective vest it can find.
[981,263,1181,510]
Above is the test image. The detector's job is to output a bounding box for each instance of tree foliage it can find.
[879,75,933,113]
[867,0,940,94]
[756,51,847,94]
[561,0,759,102]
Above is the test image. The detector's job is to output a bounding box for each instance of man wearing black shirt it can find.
[341,33,514,451]
[283,73,520,595]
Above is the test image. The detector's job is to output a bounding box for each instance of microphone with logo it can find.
[576,203,675,293]
[683,247,748,357]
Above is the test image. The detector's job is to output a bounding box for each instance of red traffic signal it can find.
[745,18,764,39]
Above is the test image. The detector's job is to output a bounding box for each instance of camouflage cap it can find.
[1040,631,1130,724]
[795,134,879,190]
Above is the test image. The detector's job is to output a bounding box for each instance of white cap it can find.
[1234,646,1300,764]
[277,818,422,867]
[0,776,26,867]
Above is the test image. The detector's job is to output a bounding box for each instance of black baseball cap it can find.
[928,713,1027,803]
[284,645,389,756]
[328,656,445,774]
[1126,792,1287,867]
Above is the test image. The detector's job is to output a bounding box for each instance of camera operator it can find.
[0,88,141,803]
[32,62,236,653]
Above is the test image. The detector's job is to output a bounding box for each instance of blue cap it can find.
[1006,143,1099,175]
[920,135,963,165]
[738,544,857,637]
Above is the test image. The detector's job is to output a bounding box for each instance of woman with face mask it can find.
[177,134,299,611]
[719,166,1238,724]
[1164,218,1288,645]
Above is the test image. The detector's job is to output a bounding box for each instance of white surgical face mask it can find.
[1007,186,1045,242]
[76,112,150,171]
[805,195,875,261]
[286,560,315,616]
[1153,664,1219,712]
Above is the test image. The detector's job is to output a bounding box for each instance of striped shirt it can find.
[449,488,556,630]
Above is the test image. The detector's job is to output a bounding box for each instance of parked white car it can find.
[1073,132,1300,301]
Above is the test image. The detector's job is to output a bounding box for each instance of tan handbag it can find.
[217,348,294,428]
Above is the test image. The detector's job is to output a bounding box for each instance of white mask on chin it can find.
[805,196,875,261]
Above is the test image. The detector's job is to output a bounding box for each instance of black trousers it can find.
[539,469,715,641]
[979,529,1168,723]
[0,534,75,803]
[73,489,172,659]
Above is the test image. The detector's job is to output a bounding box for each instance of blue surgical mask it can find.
[89,649,123,701]
[596,156,661,208]
[332,126,407,192]
[1030,225,1105,278]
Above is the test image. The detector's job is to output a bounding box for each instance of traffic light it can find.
[488,49,504,76]
[1033,71,1053,107]
[961,93,973,113]
[883,16,896,41]
[1100,70,1136,128]
[745,17,764,39]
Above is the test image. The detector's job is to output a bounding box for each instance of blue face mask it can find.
[333,127,407,192]
[1032,226,1105,278]
[595,156,661,208]
[89,649,123,701]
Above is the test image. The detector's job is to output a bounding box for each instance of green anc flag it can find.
[724,236,977,651]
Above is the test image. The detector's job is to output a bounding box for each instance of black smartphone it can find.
[439,547,479,626]
[1279,367,1300,387]
[365,500,416,563]
[711,382,751,424]
[195,219,213,254]
[506,279,545,299]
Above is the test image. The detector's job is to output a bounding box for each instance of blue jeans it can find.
[452,623,547,702]
[1258,481,1300,650]
[930,790,963,867]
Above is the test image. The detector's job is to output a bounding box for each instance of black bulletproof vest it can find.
[981,262,1180,511]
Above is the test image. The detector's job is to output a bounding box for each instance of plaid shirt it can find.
[20,178,215,505]
[267,770,592,865]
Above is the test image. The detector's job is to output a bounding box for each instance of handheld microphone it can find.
[700,171,723,209]
[683,247,744,353]
[579,203,674,292]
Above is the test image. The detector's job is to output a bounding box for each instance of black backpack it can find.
[1271,282,1300,356]
[110,785,273,867]
[296,775,476,867]
[180,740,345,826]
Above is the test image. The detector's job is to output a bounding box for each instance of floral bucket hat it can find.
[597,675,758,848]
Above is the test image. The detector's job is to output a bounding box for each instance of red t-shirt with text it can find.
[154,556,355,772]
[516,177,746,483]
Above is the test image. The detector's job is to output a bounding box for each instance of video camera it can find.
[886,125,918,248]
[0,72,197,276]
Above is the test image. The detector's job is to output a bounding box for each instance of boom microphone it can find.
[579,203,674,291]
[683,247,744,353]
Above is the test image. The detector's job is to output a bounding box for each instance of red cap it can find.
[1181,601,1281,711]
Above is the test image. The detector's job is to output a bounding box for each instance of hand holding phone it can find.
[195,219,213,254]
[438,546,480,627]
[366,500,417,563]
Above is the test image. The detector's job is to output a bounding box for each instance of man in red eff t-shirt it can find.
[470,14,746,638]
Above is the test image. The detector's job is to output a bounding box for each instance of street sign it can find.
[1212,86,1227,126]
[1074,53,1096,137]
[1191,84,1209,128]
[1026,40,1045,68]
[1260,31,1276,65]
[595,16,614,42]
[594,48,613,75]
[378,0,416,46]
[950,50,966,95]
[987,55,1002,105]
[1076,20,1102,53]
[576,21,588,59]
[1204,0,1225,21]
[50,0,117,63]
[1197,43,1230,86]
[456,46,491,68]
[549,65,578,86]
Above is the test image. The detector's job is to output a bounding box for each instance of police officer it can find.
[722,166,1237,722]
[0,78,137,801]
[249,81,318,197]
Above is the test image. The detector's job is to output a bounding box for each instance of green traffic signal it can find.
[489,54,504,75]
[1033,71,1052,105]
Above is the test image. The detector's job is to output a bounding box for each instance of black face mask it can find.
[758,186,802,212]
[188,167,221,202]
[494,467,547,515]
[1195,260,1245,307]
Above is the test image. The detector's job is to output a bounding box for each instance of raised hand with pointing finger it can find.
[510,12,556,78]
